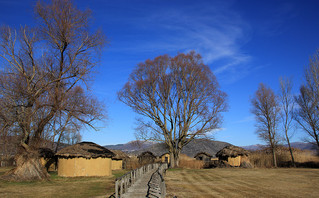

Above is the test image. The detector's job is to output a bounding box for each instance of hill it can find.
[104,140,155,152]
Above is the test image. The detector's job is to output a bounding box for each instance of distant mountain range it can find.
[104,140,318,158]
[105,139,231,157]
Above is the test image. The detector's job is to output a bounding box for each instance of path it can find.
[121,169,156,198]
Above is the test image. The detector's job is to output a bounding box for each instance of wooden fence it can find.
[147,163,168,198]
[114,163,162,198]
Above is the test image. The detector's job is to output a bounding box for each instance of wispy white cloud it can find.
[206,127,226,136]
[109,1,253,84]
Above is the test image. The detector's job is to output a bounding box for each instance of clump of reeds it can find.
[249,146,319,168]
[179,159,204,169]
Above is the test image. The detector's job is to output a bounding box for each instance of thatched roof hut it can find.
[56,142,115,177]
[216,146,249,158]
[110,149,129,170]
[137,151,156,165]
[216,146,249,167]
[194,152,212,162]
[159,152,170,163]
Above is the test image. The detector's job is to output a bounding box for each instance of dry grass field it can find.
[165,168,319,198]
[0,167,127,198]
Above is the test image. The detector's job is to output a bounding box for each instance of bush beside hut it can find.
[56,142,115,177]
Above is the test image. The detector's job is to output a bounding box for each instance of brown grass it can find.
[0,167,128,198]
[178,154,204,169]
[179,159,204,169]
[249,148,319,168]
[165,168,319,198]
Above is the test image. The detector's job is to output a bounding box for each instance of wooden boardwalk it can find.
[121,169,156,198]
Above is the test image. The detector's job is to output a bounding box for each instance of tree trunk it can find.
[169,149,180,168]
[1,149,50,181]
[271,146,277,168]
[287,139,296,167]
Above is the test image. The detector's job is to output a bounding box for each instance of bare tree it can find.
[279,77,296,167]
[251,83,281,167]
[118,51,227,167]
[0,0,105,181]
[294,50,319,149]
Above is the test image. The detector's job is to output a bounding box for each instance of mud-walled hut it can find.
[110,149,129,170]
[137,151,156,165]
[56,142,115,177]
[216,145,249,167]
[160,153,170,164]
[194,152,212,162]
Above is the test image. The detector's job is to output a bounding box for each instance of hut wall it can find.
[227,156,241,167]
[58,157,112,177]
[111,160,123,170]
[160,153,170,163]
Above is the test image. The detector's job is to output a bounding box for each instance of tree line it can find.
[251,50,319,167]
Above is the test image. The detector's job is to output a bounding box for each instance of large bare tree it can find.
[294,50,319,149]
[0,0,105,181]
[251,83,280,167]
[279,77,296,166]
[118,51,227,167]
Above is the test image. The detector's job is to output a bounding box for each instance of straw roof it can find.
[110,149,129,160]
[137,151,156,158]
[194,152,212,158]
[159,152,169,157]
[216,145,249,157]
[56,142,115,159]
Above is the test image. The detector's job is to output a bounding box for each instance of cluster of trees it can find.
[0,0,105,180]
[251,50,319,167]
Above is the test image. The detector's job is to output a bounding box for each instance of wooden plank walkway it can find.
[121,169,156,198]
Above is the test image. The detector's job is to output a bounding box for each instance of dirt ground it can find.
[165,168,319,198]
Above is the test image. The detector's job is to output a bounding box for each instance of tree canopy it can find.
[119,51,227,167]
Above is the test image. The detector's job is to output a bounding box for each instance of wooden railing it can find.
[114,163,161,198]
[147,163,168,198]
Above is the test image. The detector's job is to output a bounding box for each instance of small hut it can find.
[137,151,156,165]
[194,152,212,162]
[56,142,115,177]
[110,149,129,170]
[216,145,249,167]
[160,153,170,164]
[39,147,56,171]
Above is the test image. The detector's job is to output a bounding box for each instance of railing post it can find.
[120,180,123,195]
[115,180,119,198]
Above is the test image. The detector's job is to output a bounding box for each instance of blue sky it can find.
[1,0,319,146]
